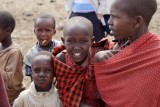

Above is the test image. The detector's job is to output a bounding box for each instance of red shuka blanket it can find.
[52,38,114,107]
[94,32,160,107]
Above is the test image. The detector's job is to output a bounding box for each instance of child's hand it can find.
[94,50,120,63]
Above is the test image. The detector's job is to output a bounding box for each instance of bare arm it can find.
[56,52,66,64]
[94,50,120,63]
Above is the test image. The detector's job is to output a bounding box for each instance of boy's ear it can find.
[61,37,65,44]
[5,27,12,34]
[91,36,95,44]
[134,16,144,28]
[34,29,36,34]
[53,29,56,34]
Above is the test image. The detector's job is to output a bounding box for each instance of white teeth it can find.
[74,53,81,57]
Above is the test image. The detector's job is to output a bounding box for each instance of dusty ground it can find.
[0,0,160,87]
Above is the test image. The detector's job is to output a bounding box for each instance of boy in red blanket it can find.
[52,16,114,107]
[94,0,160,106]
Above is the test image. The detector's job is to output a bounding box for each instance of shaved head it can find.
[113,0,157,25]
[63,16,93,37]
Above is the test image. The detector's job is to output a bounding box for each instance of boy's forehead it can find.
[35,18,53,25]
[32,55,51,65]
[111,0,132,16]
[63,26,93,38]
[112,0,127,10]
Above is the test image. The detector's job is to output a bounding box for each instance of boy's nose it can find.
[108,17,112,25]
[39,72,45,77]
[41,31,47,35]
[73,43,81,50]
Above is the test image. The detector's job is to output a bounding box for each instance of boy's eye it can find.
[33,68,40,73]
[36,29,42,32]
[45,29,52,33]
[45,69,51,73]
[67,39,74,43]
[81,40,88,44]
[111,14,120,19]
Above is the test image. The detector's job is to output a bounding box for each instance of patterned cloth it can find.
[52,38,114,107]
[94,32,160,107]
[0,72,9,107]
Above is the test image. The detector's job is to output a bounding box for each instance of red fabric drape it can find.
[95,32,160,107]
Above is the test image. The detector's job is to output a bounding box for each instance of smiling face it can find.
[34,17,56,46]
[108,1,136,41]
[62,27,93,65]
[32,55,53,91]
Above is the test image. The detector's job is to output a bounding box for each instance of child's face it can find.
[62,27,93,65]
[34,18,56,46]
[108,3,136,41]
[0,28,10,42]
[32,56,53,90]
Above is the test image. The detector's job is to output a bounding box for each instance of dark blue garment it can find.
[103,14,111,34]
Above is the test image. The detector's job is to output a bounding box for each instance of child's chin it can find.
[40,43,48,47]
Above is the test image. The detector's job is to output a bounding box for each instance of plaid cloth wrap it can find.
[52,38,114,107]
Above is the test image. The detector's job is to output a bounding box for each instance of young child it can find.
[13,51,63,107]
[24,14,61,77]
[52,16,114,107]
[94,0,160,106]
[0,11,25,105]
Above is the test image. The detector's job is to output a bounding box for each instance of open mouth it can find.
[73,52,82,58]
[42,39,47,45]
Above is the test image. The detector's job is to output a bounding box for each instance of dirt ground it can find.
[0,0,160,87]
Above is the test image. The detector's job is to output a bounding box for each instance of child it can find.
[0,11,25,105]
[52,16,114,107]
[94,0,160,106]
[13,51,63,107]
[24,14,61,77]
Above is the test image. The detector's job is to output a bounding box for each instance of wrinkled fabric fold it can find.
[95,32,160,107]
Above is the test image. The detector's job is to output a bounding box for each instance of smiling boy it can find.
[52,16,114,107]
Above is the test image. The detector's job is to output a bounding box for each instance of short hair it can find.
[32,51,53,67]
[34,14,56,29]
[115,0,157,25]
[0,11,15,32]
[63,16,93,37]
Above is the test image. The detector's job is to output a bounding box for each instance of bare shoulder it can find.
[56,52,66,63]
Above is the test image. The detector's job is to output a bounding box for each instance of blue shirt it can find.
[72,0,95,13]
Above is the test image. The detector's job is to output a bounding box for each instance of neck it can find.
[129,26,149,43]
[1,36,12,50]
[35,84,52,92]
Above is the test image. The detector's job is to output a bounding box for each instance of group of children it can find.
[0,0,160,107]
